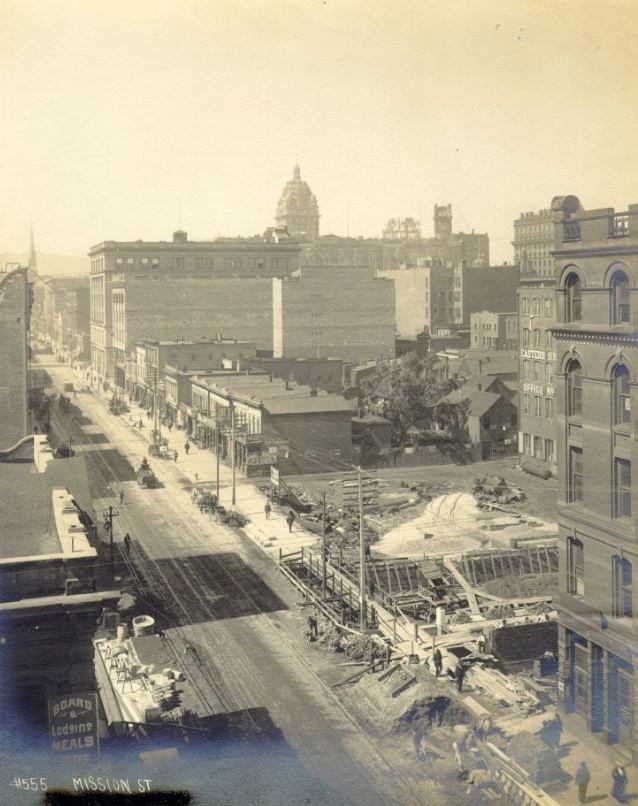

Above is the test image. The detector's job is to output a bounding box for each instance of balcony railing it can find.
[609,213,629,238]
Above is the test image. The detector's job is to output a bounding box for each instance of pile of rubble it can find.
[473,475,524,509]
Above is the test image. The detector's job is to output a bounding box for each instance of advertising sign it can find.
[48,692,99,761]
[270,466,280,487]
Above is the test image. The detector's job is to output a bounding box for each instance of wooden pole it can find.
[230,400,236,507]
[322,491,327,599]
[358,467,367,632]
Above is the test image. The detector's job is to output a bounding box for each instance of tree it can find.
[361,354,466,445]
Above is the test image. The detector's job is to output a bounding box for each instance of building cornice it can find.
[552,326,638,346]
[552,244,638,259]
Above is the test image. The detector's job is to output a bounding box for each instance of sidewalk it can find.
[115,395,318,558]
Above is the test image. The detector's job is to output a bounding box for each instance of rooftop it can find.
[193,374,353,415]
[0,456,95,561]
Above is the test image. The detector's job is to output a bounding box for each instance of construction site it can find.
[274,467,568,804]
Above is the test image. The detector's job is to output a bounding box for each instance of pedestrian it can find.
[433,648,443,678]
[147,409,152,420]
[119,489,124,505]
[574,761,590,804]
[307,615,318,639]
[138,418,143,430]
[611,761,628,803]
[168,421,173,432]
[123,533,132,555]
[173,450,179,462]
[553,712,563,749]
[286,510,295,533]
[455,662,466,693]
[412,727,422,760]
[264,501,272,519]
[184,440,190,455]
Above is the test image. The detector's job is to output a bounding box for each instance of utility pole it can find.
[358,466,367,633]
[153,367,160,444]
[215,425,220,501]
[322,491,327,599]
[230,400,236,507]
[104,505,117,574]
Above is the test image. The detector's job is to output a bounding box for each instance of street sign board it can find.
[48,692,99,761]
[270,466,280,487]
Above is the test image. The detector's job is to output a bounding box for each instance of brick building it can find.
[456,263,520,325]
[470,311,518,351]
[89,229,301,385]
[40,276,90,357]
[0,267,29,447]
[517,276,558,477]
[513,195,582,277]
[239,356,343,394]
[128,337,257,407]
[273,266,396,363]
[378,262,455,338]
[551,201,638,760]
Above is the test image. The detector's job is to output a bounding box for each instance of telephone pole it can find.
[104,505,118,574]
[230,400,236,507]
[358,467,367,633]
[322,491,327,599]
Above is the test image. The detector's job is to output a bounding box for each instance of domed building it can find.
[275,165,320,241]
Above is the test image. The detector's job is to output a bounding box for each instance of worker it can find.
[286,510,296,533]
[138,418,144,430]
[123,533,132,554]
[477,634,487,654]
[184,441,190,455]
[173,450,179,462]
[364,542,372,561]
[455,662,467,693]
[264,501,272,519]
[119,489,125,505]
[307,615,318,639]
[433,648,443,678]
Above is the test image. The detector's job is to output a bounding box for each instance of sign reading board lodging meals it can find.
[48,691,99,761]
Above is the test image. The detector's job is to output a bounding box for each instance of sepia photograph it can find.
[0,1,637,803]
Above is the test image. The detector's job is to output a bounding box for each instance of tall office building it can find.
[513,196,582,277]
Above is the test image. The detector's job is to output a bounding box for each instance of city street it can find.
[41,357,435,806]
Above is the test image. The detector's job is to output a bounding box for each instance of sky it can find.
[1,0,637,264]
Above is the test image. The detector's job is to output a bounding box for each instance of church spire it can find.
[28,225,37,273]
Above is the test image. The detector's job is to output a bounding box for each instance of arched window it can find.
[613,364,631,426]
[565,273,582,322]
[567,359,582,416]
[611,270,630,324]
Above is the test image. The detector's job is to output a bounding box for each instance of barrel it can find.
[132,615,155,637]
[116,623,128,642]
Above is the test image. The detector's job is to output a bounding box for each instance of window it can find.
[151,258,160,268]
[567,359,582,416]
[523,433,531,455]
[611,270,630,324]
[569,447,583,502]
[522,328,530,346]
[612,556,632,619]
[614,459,631,518]
[545,330,553,349]
[565,273,582,322]
[521,297,530,316]
[224,257,242,271]
[523,360,531,380]
[545,398,554,419]
[567,536,585,597]
[544,438,555,463]
[612,364,631,426]
[533,329,541,348]
[534,436,543,458]
[482,417,491,430]
[545,363,554,385]
[532,298,541,316]
[533,361,541,382]
[523,395,530,415]
[544,298,553,317]
[116,257,124,265]
[126,258,134,265]
[141,257,149,266]
[534,396,542,417]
